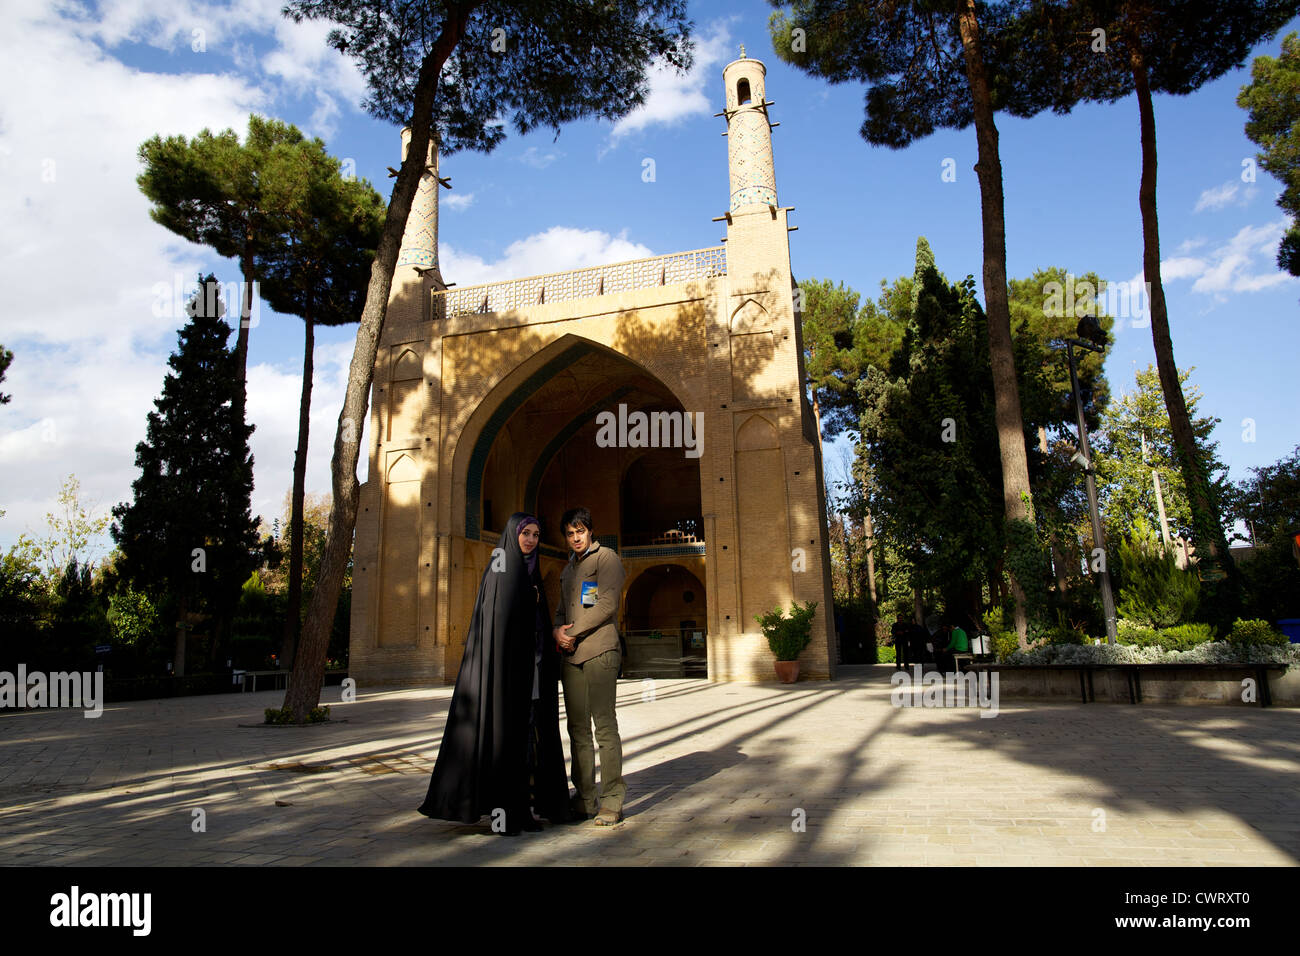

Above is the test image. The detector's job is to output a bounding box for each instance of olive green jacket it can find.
[553,541,625,666]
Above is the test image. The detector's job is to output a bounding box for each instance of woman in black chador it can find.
[417,512,570,833]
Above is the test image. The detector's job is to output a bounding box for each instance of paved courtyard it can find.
[1,665,1296,866]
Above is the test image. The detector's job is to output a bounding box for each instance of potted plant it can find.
[755,601,817,683]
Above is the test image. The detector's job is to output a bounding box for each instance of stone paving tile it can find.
[1,668,1297,866]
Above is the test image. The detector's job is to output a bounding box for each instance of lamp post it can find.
[1065,316,1118,644]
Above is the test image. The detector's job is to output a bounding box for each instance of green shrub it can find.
[1115,523,1199,627]
[1008,641,1300,667]
[983,607,1021,660]
[993,631,1020,662]
[1116,618,1160,647]
[877,644,896,664]
[264,705,330,725]
[1155,622,1215,652]
[1227,618,1288,647]
[755,601,818,661]
[1046,611,1088,646]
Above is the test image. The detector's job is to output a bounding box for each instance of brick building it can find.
[349,52,837,683]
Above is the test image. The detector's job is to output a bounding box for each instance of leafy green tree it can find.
[0,535,49,671]
[799,276,907,440]
[34,474,111,579]
[111,276,260,676]
[1007,267,1113,599]
[138,115,310,423]
[279,0,693,721]
[1115,519,1200,628]
[107,584,159,647]
[1094,365,1230,545]
[1230,443,1300,543]
[1238,31,1300,275]
[1023,1,1295,604]
[858,239,1006,621]
[771,0,1058,641]
[0,345,12,405]
[44,560,112,671]
[799,275,907,624]
[1227,444,1300,623]
[258,130,386,672]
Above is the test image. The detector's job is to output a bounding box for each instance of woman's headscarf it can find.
[516,513,541,576]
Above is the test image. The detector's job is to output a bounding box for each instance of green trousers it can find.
[560,649,625,814]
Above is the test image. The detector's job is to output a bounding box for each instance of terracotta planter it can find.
[774,660,800,683]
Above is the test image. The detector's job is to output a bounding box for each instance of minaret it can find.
[719,47,791,294]
[394,127,445,298]
[723,46,778,214]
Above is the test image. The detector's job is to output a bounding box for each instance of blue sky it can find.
[2,0,1297,558]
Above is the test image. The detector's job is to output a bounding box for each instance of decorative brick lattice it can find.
[432,247,726,319]
[397,169,439,269]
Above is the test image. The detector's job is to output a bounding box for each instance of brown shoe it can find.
[593,809,623,826]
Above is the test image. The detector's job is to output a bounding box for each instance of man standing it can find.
[553,507,626,825]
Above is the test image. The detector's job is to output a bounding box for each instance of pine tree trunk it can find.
[174,593,187,678]
[281,16,469,722]
[864,510,878,605]
[957,0,1034,647]
[233,244,254,423]
[283,313,314,674]
[1127,39,1236,592]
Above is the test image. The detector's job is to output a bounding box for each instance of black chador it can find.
[418,512,570,832]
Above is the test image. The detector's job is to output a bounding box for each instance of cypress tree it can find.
[111,276,260,676]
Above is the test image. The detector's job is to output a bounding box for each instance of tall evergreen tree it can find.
[859,239,1004,618]
[799,276,908,441]
[1094,365,1230,545]
[278,0,693,721]
[137,115,307,424]
[111,276,260,676]
[258,130,386,673]
[770,0,1059,642]
[1238,31,1300,276]
[1018,0,1296,611]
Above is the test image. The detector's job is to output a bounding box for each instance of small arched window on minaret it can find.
[737,78,751,105]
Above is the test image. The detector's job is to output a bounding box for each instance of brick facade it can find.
[350,54,837,684]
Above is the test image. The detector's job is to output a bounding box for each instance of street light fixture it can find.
[1063,318,1118,645]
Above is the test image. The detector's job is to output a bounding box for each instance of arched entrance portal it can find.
[454,336,707,676]
[623,564,707,677]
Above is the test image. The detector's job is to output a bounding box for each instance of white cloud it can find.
[244,338,364,528]
[78,0,273,52]
[441,227,654,287]
[1115,220,1295,310]
[0,1,359,553]
[261,16,368,138]
[1195,182,1238,212]
[1159,257,1207,282]
[518,145,562,169]
[443,191,477,211]
[609,19,736,142]
[1189,220,1293,295]
[1194,179,1257,213]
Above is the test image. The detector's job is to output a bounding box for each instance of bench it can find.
[967,662,1290,707]
[236,669,290,693]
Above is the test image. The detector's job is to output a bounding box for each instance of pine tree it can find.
[279,0,693,721]
[1019,0,1296,615]
[1238,31,1300,276]
[258,130,386,672]
[770,0,1057,644]
[111,276,260,676]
